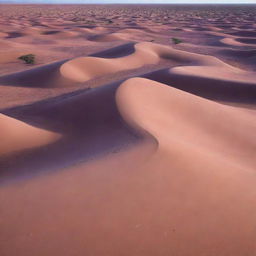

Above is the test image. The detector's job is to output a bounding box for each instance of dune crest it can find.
[60,42,161,82]
[60,42,256,85]
[0,114,61,156]
[116,78,256,169]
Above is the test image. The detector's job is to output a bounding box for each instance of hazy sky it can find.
[1,0,256,3]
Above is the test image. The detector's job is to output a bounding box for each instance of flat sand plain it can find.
[0,4,256,256]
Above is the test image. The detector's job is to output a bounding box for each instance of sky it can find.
[0,0,256,3]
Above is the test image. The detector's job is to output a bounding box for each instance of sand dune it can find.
[117,78,256,169]
[0,113,60,156]
[1,77,256,256]
[0,4,256,256]
[0,59,70,88]
[143,68,256,104]
[88,32,126,42]
[221,37,256,47]
[60,41,256,86]
[60,42,161,82]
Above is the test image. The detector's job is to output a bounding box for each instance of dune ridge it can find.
[116,78,256,170]
[60,42,256,85]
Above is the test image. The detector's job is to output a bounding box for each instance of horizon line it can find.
[1,2,256,4]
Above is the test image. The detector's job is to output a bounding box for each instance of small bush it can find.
[171,38,183,45]
[18,54,35,64]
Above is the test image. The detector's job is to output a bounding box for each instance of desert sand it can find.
[0,4,256,256]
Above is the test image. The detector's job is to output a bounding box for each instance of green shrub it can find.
[18,54,35,64]
[171,38,183,44]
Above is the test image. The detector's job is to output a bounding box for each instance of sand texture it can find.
[0,4,256,256]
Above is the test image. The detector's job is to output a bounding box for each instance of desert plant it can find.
[106,19,113,24]
[171,37,183,44]
[18,54,35,64]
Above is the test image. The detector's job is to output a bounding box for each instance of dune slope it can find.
[117,78,256,169]
[0,78,256,256]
